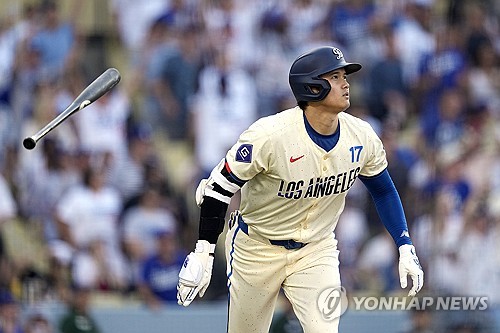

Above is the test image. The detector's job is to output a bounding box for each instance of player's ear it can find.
[307,84,321,95]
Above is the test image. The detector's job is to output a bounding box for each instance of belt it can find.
[269,239,307,250]
[236,214,307,250]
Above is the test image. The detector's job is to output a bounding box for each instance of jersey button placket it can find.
[322,155,329,173]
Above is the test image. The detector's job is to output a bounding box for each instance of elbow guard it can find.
[195,159,244,206]
[196,159,246,243]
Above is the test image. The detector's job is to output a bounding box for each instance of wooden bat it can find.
[22,68,121,150]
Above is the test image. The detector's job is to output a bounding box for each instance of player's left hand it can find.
[398,244,424,297]
[177,240,215,306]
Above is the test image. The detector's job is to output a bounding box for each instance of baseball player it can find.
[177,46,424,332]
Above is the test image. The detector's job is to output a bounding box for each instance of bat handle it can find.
[23,136,37,150]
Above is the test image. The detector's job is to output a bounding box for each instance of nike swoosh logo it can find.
[290,155,305,163]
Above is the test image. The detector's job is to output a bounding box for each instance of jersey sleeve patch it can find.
[235,144,253,163]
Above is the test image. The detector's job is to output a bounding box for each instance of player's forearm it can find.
[359,169,412,247]
[138,284,163,309]
[197,159,244,244]
[199,196,228,244]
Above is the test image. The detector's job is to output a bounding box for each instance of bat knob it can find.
[23,137,36,150]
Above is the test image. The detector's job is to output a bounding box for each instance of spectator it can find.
[137,228,185,309]
[365,27,409,125]
[466,39,500,116]
[71,237,128,292]
[10,35,42,145]
[135,17,178,131]
[326,0,380,69]
[392,0,435,87]
[356,232,398,293]
[461,2,497,68]
[72,86,132,161]
[416,26,468,141]
[286,0,327,49]
[121,186,178,288]
[379,125,420,221]
[29,0,81,82]
[400,307,436,333]
[23,308,54,333]
[58,285,101,333]
[421,87,468,151]
[54,165,128,291]
[0,4,35,150]
[55,165,122,251]
[254,3,295,118]
[45,240,73,302]
[0,172,16,225]
[335,199,369,291]
[154,0,204,32]
[0,171,16,268]
[107,122,155,206]
[110,0,169,62]
[457,198,499,301]
[0,289,24,333]
[190,46,257,178]
[145,25,201,141]
[422,189,465,295]
[15,138,79,242]
[200,0,260,70]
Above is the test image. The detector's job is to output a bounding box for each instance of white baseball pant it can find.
[225,214,342,333]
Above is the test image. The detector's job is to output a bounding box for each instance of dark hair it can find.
[40,0,57,12]
[82,166,103,187]
[298,101,308,111]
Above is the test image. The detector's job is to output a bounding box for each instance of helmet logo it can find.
[332,47,344,60]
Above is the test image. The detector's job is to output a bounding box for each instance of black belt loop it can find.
[270,239,307,250]
[237,214,249,235]
[238,215,306,250]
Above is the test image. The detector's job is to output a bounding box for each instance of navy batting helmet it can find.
[289,46,362,103]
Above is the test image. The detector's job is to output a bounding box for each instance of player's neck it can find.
[303,109,339,136]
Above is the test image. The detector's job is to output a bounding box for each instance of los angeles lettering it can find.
[277,167,360,199]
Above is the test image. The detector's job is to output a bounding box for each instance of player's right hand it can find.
[177,240,215,306]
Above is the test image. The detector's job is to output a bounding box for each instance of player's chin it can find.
[341,98,351,110]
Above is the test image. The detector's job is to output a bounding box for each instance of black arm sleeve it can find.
[198,196,229,244]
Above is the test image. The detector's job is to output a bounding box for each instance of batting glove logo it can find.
[317,286,348,321]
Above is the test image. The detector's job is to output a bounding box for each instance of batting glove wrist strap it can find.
[195,239,216,254]
[398,244,424,297]
[177,240,215,306]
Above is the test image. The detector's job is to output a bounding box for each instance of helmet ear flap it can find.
[303,78,331,102]
[306,83,322,95]
[289,76,331,102]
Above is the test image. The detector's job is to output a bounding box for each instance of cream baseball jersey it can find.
[216,106,387,243]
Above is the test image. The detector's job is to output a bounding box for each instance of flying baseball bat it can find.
[22,68,121,150]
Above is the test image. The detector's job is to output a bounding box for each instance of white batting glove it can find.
[177,240,215,306]
[398,244,424,297]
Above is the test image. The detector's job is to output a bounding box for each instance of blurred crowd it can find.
[0,0,499,331]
